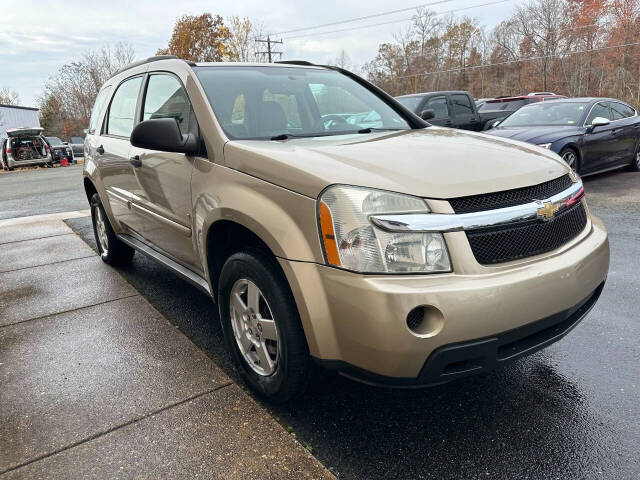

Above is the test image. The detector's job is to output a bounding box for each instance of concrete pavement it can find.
[0,213,334,479]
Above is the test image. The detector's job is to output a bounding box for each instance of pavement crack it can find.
[0,383,233,476]
[0,254,97,274]
[0,294,140,329]
[0,232,75,246]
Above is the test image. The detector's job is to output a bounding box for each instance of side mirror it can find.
[587,117,610,133]
[489,119,502,129]
[130,118,199,154]
[421,109,435,121]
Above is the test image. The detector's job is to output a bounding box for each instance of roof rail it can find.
[110,55,192,78]
[274,60,316,66]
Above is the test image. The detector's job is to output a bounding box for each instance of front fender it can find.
[191,159,324,279]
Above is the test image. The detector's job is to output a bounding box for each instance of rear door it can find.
[96,75,143,230]
[126,72,200,271]
[450,93,481,131]
[423,95,453,127]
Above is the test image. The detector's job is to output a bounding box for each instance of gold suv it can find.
[83,56,609,401]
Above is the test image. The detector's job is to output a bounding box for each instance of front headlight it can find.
[318,185,451,273]
[537,143,553,149]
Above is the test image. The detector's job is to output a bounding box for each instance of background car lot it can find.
[55,169,639,479]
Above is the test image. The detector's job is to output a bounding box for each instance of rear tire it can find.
[560,147,580,173]
[90,193,134,266]
[626,147,640,172]
[218,249,313,402]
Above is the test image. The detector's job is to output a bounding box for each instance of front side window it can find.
[451,94,473,115]
[425,96,450,119]
[89,86,112,134]
[194,66,411,139]
[586,103,611,125]
[143,74,193,135]
[107,76,142,137]
[500,102,589,127]
[609,101,635,120]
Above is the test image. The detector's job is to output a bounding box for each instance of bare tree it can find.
[226,16,263,61]
[0,87,21,106]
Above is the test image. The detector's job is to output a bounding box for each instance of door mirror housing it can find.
[587,116,610,133]
[420,109,435,121]
[130,118,199,155]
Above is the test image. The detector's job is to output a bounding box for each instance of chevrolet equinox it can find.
[83,56,609,401]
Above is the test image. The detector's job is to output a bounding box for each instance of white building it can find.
[0,104,40,142]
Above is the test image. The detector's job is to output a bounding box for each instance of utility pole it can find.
[255,36,283,63]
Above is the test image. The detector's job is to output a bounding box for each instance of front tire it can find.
[218,249,312,402]
[626,147,640,172]
[560,147,580,173]
[90,193,134,266]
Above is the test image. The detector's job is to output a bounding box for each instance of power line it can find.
[270,0,453,37]
[397,40,640,78]
[255,37,283,63]
[281,0,515,40]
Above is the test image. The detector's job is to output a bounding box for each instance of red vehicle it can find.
[480,94,566,130]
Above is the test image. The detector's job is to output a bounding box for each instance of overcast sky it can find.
[0,0,519,107]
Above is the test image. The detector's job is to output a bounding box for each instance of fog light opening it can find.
[406,305,444,337]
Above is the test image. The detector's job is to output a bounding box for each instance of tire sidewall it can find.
[218,251,302,400]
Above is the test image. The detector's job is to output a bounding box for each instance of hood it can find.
[487,125,584,144]
[223,127,569,199]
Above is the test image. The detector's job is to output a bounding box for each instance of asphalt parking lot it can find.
[57,170,639,479]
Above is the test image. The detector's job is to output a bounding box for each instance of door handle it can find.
[96,145,104,155]
[129,155,142,168]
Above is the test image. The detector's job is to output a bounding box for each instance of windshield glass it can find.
[499,102,590,127]
[395,96,422,112]
[194,66,411,139]
[46,137,63,145]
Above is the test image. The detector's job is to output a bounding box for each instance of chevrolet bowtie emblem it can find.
[537,201,559,220]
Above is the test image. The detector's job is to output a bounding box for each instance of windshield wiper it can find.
[356,127,407,134]
[270,133,297,140]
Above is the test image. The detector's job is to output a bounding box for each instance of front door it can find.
[450,93,481,131]
[582,101,618,173]
[424,95,453,128]
[126,73,200,271]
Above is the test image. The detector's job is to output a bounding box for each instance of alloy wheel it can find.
[229,279,280,376]
[94,207,109,255]
[562,150,577,170]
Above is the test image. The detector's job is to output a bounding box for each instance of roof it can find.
[0,104,39,111]
[396,91,470,98]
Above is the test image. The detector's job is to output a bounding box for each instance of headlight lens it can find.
[537,143,553,149]
[318,185,451,273]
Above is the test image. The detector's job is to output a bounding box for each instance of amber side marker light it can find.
[318,202,341,266]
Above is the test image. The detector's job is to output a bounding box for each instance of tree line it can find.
[27,1,640,139]
[363,0,640,107]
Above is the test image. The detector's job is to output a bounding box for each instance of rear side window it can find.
[89,86,112,134]
[107,76,142,137]
[425,96,450,119]
[609,102,635,120]
[451,94,473,115]
[142,74,193,135]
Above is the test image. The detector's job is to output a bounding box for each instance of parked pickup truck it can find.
[396,91,566,131]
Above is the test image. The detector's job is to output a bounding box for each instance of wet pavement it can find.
[0,216,335,479]
[65,170,640,479]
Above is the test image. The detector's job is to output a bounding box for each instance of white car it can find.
[1,127,53,170]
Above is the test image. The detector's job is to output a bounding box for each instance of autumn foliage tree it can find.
[363,0,640,108]
[157,13,233,62]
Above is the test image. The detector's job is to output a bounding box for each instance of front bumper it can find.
[279,215,609,383]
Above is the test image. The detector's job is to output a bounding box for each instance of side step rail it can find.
[117,234,212,297]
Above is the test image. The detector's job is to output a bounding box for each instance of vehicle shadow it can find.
[66,217,608,480]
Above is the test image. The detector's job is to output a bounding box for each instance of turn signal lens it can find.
[318,201,341,266]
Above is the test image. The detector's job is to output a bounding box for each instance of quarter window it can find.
[143,74,193,135]
[89,86,112,134]
[586,103,611,125]
[107,76,142,137]
[425,96,450,119]
[451,94,473,115]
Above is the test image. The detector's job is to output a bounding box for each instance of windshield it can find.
[46,137,63,145]
[499,102,589,127]
[396,96,422,112]
[194,66,411,139]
